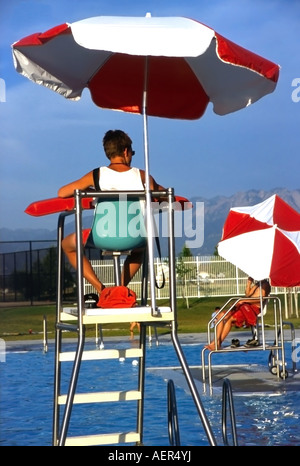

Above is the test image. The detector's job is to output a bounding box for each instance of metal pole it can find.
[29,241,33,305]
[96,324,104,349]
[57,191,86,446]
[136,323,147,445]
[142,56,157,315]
[168,188,177,314]
[222,379,238,446]
[294,288,299,318]
[43,315,48,353]
[167,379,181,446]
[2,254,5,302]
[167,188,217,445]
[259,282,266,349]
[284,289,288,319]
[53,212,67,445]
[13,253,17,301]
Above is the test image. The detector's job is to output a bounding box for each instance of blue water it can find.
[1,340,299,446]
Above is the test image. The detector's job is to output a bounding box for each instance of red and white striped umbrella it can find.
[12,15,280,306]
[12,15,279,120]
[218,195,300,287]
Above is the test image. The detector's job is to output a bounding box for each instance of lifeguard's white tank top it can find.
[98,167,144,191]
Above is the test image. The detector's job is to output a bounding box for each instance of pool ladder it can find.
[54,319,149,446]
[167,377,238,446]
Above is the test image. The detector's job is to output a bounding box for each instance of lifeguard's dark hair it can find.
[102,129,132,159]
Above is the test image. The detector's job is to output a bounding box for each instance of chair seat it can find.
[89,197,147,252]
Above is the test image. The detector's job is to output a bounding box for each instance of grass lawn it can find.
[1,296,299,342]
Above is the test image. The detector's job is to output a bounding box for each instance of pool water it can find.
[1,340,299,446]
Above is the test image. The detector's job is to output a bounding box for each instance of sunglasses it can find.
[127,146,135,156]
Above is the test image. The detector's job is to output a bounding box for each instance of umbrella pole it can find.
[142,57,158,315]
[258,281,266,349]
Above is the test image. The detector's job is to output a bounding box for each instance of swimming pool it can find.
[1,338,300,446]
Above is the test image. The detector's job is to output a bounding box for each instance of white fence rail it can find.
[85,256,299,315]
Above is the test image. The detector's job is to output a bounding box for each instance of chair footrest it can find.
[58,389,142,404]
[59,347,143,362]
[64,431,140,446]
[61,305,174,324]
[63,305,171,316]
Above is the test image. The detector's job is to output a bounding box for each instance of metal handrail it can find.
[167,380,180,446]
[268,320,297,374]
[222,378,238,446]
[282,321,297,373]
[43,315,48,353]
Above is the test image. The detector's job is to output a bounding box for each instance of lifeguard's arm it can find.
[58,171,95,198]
[239,278,267,306]
[151,176,166,192]
[139,170,167,204]
[149,175,167,202]
[144,174,192,209]
[245,277,254,297]
[139,169,165,192]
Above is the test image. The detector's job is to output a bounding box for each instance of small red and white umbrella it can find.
[218,195,300,287]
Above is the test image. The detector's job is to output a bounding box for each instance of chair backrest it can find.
[258,299,269,317]
[89,196,147,252]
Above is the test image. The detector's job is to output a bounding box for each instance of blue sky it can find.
[0,0,299,231]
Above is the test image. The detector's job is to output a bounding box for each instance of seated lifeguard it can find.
[206,277,271,350]
[58,129,166,306]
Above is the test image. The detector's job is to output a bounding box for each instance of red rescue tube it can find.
[25,195,192,217]
[24,197,94,216]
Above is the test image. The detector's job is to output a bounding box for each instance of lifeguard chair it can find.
[201,294,287,395]
[53,188,216,446]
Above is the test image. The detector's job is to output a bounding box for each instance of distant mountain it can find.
[1,188,299,255]
[0,228,57,253]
